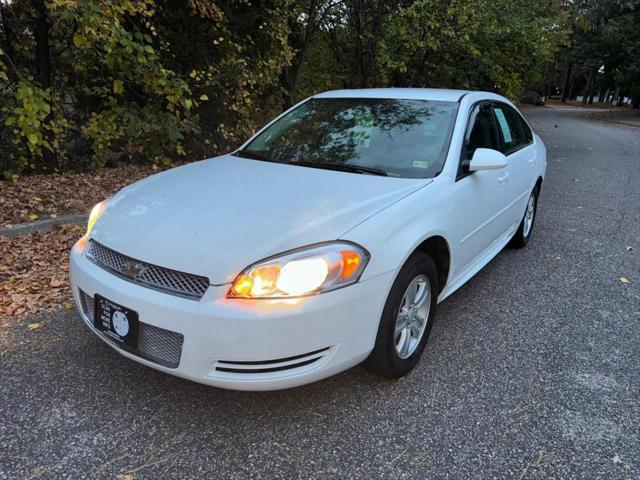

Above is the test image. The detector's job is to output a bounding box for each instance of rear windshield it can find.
[240,98,458,178]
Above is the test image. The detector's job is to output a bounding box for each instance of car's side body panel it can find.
[342,92,547,304]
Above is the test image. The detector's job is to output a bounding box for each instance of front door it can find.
[448,102,517,275]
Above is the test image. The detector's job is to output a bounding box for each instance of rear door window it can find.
[492,104,530,154]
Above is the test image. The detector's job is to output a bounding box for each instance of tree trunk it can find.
[582,67,595,105]
[281,0,318,109]
[0,4,18,82]
[33,0,56,171]
[588,84,597,105]
[612,86,620,106]
[561,62,573,103]
[361,9,382,88]
[599,89,608,103]
[568,78,576,101]
[34,0,51,88]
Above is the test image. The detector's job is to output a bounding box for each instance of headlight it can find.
[228,242,369,298]
[86,200,108,236]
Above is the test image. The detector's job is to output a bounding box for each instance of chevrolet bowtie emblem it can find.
[122,261,147,279]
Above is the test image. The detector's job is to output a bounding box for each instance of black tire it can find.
[363,250,438,378]
[509,187,538,249]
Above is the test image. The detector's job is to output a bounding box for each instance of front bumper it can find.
[69,238,395,391]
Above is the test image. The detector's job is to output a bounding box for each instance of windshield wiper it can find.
[232,149,280,163]
[233,151,388,176]
[293,161,388,176]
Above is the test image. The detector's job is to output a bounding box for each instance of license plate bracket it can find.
[94,294,139,349]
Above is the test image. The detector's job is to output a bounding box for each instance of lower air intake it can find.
[78,289,184,368]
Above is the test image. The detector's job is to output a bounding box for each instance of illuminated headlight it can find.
[228,242,370,298]
[86,199,109,236]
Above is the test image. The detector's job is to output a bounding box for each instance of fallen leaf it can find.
[27,323,41,330]
[0,224,84,319]
[28,213,39,221]
[625,246,634,251]
[613,454,622,464]
[619,276,630,284]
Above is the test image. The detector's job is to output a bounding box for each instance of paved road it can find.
[1,107,639,479]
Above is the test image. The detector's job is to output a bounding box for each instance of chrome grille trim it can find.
[78,289,184,368]
[85,240,209,300]
[214,347,331,374]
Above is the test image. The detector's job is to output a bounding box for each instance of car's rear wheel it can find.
[510,187,538,248]
[364,251,438,378]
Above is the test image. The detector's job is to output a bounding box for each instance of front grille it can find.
[137,323,184,368]
[78,289,184,368]
[215,347,331,374]
[86,240,209,300]
[79,289,95,320]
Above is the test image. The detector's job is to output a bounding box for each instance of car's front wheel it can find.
[364,251,438,378]
[510,187,538,248]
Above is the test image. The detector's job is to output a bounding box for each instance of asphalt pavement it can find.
[1,106,639,479]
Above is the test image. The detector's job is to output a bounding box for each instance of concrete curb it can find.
[0,213,88,239]
[546,105,640,128]
[597,118,640,129]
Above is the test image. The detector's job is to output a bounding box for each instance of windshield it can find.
[238,98,458,179]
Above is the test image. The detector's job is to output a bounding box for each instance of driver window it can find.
[457,104,500,180]
[465,104,499,160]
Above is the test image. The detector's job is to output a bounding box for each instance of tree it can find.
[555,0,640,106]
[1,0,598,177]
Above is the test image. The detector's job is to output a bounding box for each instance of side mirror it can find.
[468,148,508,172]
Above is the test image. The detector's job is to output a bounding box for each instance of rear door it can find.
[491,103,536,226]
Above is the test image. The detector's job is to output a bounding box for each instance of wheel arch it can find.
[535,176,543,192]
[412,235,451,295]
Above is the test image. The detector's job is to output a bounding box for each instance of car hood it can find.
[90,155,428,284]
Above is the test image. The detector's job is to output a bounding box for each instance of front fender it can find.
[340,179,455,291]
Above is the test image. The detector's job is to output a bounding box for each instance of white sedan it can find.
[70,88,546,390]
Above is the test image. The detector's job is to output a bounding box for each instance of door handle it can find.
[498,172,510,184]
[527,157,536,166]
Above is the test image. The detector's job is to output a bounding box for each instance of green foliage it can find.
[554,0,640,104]
[5,0,634,177]
[153,0,294,152]
[6,82,51,155]
[377,0,565,98]
[0,0,294,175]
[1,79,71,172]
[51,0,195,166]
[520,91,545,105]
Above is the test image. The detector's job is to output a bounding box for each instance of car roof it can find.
[313,88,471,102]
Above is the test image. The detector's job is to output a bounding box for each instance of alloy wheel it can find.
[394,274,431,359]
